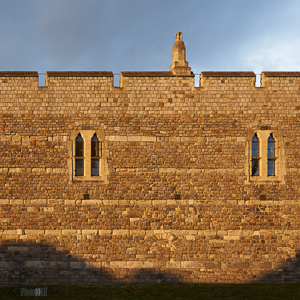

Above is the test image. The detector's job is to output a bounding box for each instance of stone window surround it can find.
[245,129,286,184]
[68,130,109,183]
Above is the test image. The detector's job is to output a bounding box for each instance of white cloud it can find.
[241,37,300,73]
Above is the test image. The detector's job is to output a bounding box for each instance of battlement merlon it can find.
[200,71,256,88]
[261,71,300,87]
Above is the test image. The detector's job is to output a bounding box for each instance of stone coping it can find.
[262,72,300,77]
[121,71,194,77]
[2,71,300,78]
[201,71,255,77]
[47,71,114,77]
[0,71,38,77]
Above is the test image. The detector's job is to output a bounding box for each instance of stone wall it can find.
[1,34,300,285]
[1,199,300,285]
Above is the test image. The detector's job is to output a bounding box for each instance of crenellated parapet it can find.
[3,70,300,91]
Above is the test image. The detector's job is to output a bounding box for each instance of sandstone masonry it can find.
[1,33,300,285]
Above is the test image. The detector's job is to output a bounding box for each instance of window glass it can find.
[268,134,275,157]
[75,134,84,157]
[91,133,99,157]
[252,159,259,176]
[75,159,84,176]
[268,159,275,176]
[252,134,259,157]
[91,159,99,176]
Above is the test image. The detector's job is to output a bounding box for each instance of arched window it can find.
[75,134,84,176]
[267,134,275,176]
[91,133,101,176]
[251,134,259,176]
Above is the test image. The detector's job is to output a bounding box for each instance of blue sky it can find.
[1,0,300,77]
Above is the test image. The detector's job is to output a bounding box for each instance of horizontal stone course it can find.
[2,228,300,237]
[1,199,300,205]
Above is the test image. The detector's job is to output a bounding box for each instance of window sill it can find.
[245,176,282,184]
[73,176,103,182]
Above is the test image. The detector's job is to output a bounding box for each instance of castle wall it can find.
[1,70,300,285]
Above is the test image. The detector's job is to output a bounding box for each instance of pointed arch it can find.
[75,133,84,176]
[251,133,259,176]
[91,133,101,176]
[252,134,259,157]
[267,133,275,176]
[268,133,275,157]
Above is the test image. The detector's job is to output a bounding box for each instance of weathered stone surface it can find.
[0,33,300,286]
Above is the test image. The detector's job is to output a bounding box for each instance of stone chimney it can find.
[169,32,192,75]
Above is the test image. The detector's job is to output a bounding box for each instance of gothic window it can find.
[69,130,108,183]
[75,134,84,176]
[267,134,275,176]
[91,133,101,176]
[252,134,259,176]
[246,129,285,183]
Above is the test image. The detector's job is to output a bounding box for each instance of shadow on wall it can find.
[0,242,179,286]
[0,242,115,286]
[2,242,300,286]
[253,250,300,284]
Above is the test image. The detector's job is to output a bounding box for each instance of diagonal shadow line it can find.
[252,250,300,283]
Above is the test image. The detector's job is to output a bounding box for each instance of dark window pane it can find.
[75,134,84,157]
[91,134,99,157]
[91,134,98,142]
[268,159,275,176]
[252,134,259,157]
[75,159,84,176]
[268,134,275,157]
[91,159,99,176]
[252,159,259,176]
[252,143,259,157]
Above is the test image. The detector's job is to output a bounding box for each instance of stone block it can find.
[70,261,89,269]
[25,230,44,235]
[9,200,23,205]
[223,235,240,240]
[98,230,112,235]
[82,230,97,235]
[112,230,129,235]
[127,261,144,268]
[110,261,126,269]
[45,230,61,235]
[128,135,142,141]
[166,261,181,268]
[182,261,203,268]
[26,261,50,268]
[50,261,69,268]
[62,230,77,235]
[8,246,28,251]
[141,136,156,142]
